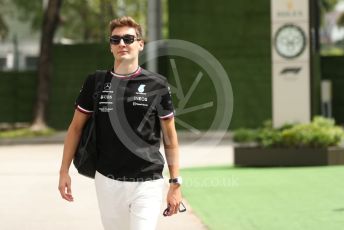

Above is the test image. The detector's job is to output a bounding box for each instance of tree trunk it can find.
[31,0,62,131]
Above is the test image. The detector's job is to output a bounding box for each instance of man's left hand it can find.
[165,184,182,216]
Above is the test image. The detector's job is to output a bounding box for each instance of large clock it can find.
[274,24,306,59]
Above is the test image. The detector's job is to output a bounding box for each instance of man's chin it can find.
[117,55,132,61]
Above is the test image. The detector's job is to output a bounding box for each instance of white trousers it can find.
[94,171,164,230]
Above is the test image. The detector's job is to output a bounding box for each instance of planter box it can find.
[234,146,344,166]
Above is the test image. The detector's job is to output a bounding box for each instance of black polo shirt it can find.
[75,67,174,181]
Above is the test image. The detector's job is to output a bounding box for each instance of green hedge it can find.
[320,56,344,125]
[0,71,37,122]
[48,43,112,129]
[169,0,271,129]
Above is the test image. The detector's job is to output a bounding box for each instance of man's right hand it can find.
[58,172,74,202]
[58,110,89,203]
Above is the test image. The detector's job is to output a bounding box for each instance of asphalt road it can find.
[0,142,232,230]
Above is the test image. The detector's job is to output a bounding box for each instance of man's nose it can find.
[119,38,126,46]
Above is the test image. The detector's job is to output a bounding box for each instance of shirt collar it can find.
[111,66,142,79]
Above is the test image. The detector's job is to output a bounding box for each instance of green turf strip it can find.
[181,165,344,230]
[0,128,55,138]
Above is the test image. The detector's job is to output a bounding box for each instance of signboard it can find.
[271,0,310,127]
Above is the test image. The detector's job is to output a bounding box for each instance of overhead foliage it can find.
[0,0,11,40]
[60,0,146,42]
[6,0,146,43]
[320,0,338,11]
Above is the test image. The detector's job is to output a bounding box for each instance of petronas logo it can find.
[138,84,146,93]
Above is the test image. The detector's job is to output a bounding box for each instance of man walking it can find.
[58,16,182,230]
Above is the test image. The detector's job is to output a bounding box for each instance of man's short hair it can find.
[109,16,143,39]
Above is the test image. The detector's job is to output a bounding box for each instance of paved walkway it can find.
[0,137,233,230]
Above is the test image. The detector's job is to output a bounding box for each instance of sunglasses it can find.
[109,34,141,45]
[163,201,187,216]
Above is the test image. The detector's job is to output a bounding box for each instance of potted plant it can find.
[233,117,344,166]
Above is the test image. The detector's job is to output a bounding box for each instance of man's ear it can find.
[139,40,144,51]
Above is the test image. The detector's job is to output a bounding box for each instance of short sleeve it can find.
[74,74,95,114]
[156,78,174,120]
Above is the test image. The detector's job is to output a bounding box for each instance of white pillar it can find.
[271,0,311,127]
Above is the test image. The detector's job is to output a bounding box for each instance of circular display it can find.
[274,24,306,59]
